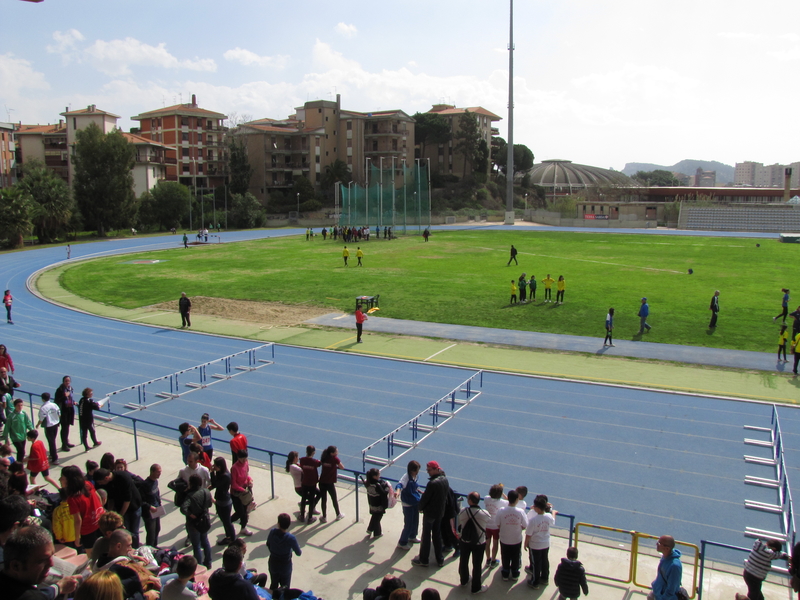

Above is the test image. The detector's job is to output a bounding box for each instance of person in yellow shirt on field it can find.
[556,275,566,305]
[342,246,350,267]
[792,331,800,375]
[542,274,555,303]
[778,325,789,363]
[356,247,364,267]
[510,280,518,305]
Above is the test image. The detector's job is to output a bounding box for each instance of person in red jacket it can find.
[355,305,368,343]
[26,430,59,489]
[227,421,248,460]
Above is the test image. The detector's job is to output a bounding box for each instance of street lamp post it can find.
[365,157,371,227]
[415,159,422,233]
[296,192,300,215]
[379,156,384,229]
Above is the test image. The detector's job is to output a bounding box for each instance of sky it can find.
[2,0,799,171]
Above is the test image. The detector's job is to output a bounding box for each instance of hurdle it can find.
[361,370,482,471]
[96,343,275,420]
[743,404,796,545]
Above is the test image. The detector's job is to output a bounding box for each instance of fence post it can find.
[133,420,140,461]
[269,453,275,500]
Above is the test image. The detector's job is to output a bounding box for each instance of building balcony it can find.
[365,130,409,137]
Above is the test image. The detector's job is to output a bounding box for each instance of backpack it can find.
[52,501,76,544]
[167,477,189,506]
[459,507,485,546]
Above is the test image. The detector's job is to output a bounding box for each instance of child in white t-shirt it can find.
[525,494,557,589]
[496,489,527,581]
[483,483,509,568]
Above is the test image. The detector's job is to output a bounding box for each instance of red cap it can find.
[427,460,440,470]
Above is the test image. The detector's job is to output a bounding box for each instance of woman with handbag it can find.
[231,449,254,537]
[210,456,237,545]
[181,474,213,569]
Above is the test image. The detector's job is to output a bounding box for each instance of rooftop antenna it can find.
[4,105,13,122]
[162,96,166,108]
[179,93,183,105]
[504,0,515,225]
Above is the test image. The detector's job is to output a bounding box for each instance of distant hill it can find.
[622,160,735,184]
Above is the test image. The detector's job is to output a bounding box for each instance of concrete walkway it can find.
[43,405,786,600]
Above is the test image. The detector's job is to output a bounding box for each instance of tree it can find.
[228,137,253,196]
[229,192,266,229]
[320,159,352,203]
[413,112,451,156]
[73,123,136,236]
[292,175,315,207]
[0,187,34,249]
[17,159,73,244]
[632,169,682,187]
[493,141,534,178]
[150,181,191,230]
[453,110,481,179]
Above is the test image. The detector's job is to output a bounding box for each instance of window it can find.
[325,116,328,122]
[182,132,189,141]
[315,155,320,163]
[347,140,352,148]
[372,141,378,151]
[182,164,190,173]
[347,121,352,131]
[207,150,213,160]
[347,156,352,165]
[181,117,189,126]
[198,164,203,173]
[182,147,189,157]
[73,118,77,129]
[392,139,398,151]
[318,108,322,113]
[372,124,378,134]
[315,137,320,147]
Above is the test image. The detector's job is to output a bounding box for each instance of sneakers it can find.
[239,529,253,536]
[218,537,232,546]
[93,441,102,447]
[528,580,540,589]
[336,513,345,520]
[319,517,327,523]
[490,559,499,568]
[410,538,421,543]
[307,517,317,524]
[502,574,509,581]
[524,566,532,574]
[411,557,429,567]
[397,544,412,550]
[473,585,489,594]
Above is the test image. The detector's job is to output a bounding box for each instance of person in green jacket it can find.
[3,397,34,461]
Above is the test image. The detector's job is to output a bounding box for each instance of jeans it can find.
[60,421,73,449]
[500,541,521,579]
[743,569,765,600]
[529,546,550,584]
[639,316,651,333]
[143,515,161,548]
[459,541,486,593]
[12,440,26,462]
[367,510,385,536]
[319,482,340,518]
[123,507,142,548]
[418,514,443,565]
[45,425,59,461]
[187,523,212,568]
[268,556,293,591]
[399,505,419,545]
[232,495,248,530]
[216,501,236,540]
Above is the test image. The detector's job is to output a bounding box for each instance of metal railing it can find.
[697,540,790,600]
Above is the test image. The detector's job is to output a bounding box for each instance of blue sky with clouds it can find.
[3,0,798,170]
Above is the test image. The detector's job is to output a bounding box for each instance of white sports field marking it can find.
[424,344,457,362]
[129,312,173,321]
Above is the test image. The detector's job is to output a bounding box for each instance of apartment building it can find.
[132,95,227,191]
[232,95,415,204]
[0,122,18,188]
[417,104,501,177]
[15,105,170,196]
[735,161,800,187]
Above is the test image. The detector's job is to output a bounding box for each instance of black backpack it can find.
[459,507,485,546]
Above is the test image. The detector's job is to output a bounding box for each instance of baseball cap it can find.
[426,460,440,470]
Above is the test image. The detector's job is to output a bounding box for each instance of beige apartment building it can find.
[735,161,800,187]
[232,95,415,205]
[132,95,227,191]
[15,105,170,197]
[0,122,17,188]
[417,104,501,177]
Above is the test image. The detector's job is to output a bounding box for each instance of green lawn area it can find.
[59,230,796,352]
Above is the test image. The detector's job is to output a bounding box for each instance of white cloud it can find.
[84,38,216,76]
[717,32,762,41]
[223,48,288,69]
[0,53,50,96]
[335,23,357,38]
[46,29,85,63]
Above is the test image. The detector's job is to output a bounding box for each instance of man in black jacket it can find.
[179,293,192,328]
[411,460,449,568]
[96,468,143,548]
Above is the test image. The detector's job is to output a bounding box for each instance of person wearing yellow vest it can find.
[510,281,518,305]
[792,331,800,375]
[542,275,555,303]
[356,247,364,267]
[342,246,350,267]
[778,325,789,363]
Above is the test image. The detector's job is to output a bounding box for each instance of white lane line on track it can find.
[128,312,173,321]
[424,343,457,362]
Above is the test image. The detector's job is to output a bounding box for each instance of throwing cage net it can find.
[338,160,431,233]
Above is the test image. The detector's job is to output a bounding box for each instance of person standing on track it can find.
[355,304,368,343]
[709,290,720,329]
[507,245,518,266]
[179,292,192,328]
[603,308,615,347]
[638,298,652,334]
[3,289,13,324]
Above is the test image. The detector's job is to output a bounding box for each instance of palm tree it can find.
[0,188,34,249]
[19,160,73,243]
[321,160,352,202]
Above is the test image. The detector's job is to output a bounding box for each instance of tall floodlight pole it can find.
[402,159,407,235]
[379,156,384,229]
[415,159,422,232]
[427,158,432,228]
[365,157,371,226]
[504,0,516,225]
[391,156,396,234]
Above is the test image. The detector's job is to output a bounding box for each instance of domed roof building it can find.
[524,159,639,196]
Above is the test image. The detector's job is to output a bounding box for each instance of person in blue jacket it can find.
[396,460,422,550]
[638,298,651,334]
[648,535,682,600]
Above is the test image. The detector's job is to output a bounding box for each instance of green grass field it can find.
[59,230,796,353]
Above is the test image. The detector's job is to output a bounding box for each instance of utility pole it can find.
[504,0,516,225]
